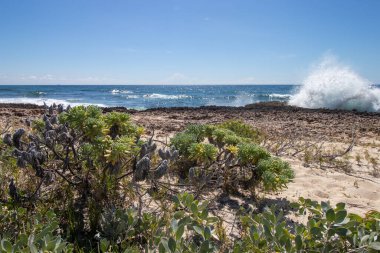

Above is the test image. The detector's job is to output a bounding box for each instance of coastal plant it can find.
[234,197,380,252]
[1,104,176,247]
[94,192,221,252]
[170,121,294,194]
[0,205,72,252]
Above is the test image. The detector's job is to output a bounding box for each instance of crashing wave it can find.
[289,56,380,112]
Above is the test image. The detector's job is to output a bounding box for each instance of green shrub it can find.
[171,121,293,194]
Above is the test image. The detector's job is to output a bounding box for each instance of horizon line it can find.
[0,83,301,86]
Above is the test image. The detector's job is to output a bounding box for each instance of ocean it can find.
[0,85,296,109]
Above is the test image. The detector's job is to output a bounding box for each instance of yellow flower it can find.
[226,145,239,155]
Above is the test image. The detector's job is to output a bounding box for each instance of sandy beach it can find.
[1,102,379,215]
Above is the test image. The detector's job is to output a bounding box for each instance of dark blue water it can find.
[0,85,297,109]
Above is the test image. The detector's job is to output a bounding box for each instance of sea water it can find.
[0,85,295,109]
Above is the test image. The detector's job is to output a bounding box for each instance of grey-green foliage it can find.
[97,192,220,253]
[0,207,72,253]
[235,197,380,253]
[159,192,219,253]
[1,193,380,253]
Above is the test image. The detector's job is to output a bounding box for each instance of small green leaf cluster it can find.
[188,143,218,164]
[218,120,263,142]
[257,157,294,192]
[235,198,380,252]
[237,143,270,165]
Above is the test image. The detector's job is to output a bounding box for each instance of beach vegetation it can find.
[0,105,379,252]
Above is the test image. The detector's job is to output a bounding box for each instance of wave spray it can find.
[289,55,380,112]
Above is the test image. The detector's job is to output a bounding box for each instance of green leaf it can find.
[335,210,347,224]
[160,239,170,252]
[168,237,176,252]
[295,235,303,250]
[206,216,219,224]
[369,242,380,250]
[159,242,166,253]
[335,227,349,237]
[28,235,38,253]
[326,208,335,222]
[204,227,211,240]
[100,238,110,252]
[1,239,12,252]
[178,216,191,227]
[200,209,208,219]
[193,225,204,238]
[310,227,321,237]
[176,224,185,241]
[171,219,178,233]
[174,210,185,219]
[199,240,210,253]
[336,202,345,210]
[190,203,198,214]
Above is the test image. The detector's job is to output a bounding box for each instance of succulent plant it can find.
[58,104,64,113]
[188,167,197,181]
[12,128,25,149]
[45,118,53,131]
[152,160,168,179]
[16,156,27,168]
[50,115,58,125]
[134,155,150,181]
[8,179,19,201]
[49,105,54,115]
[158,148,179,161]
[3,133,12,146]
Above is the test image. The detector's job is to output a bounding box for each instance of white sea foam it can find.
[143,93,191,99]
[0,98,107,107]
[34,91,47,95]
[111,89,132,94]
[125,95,139,99]
[289,56,380,112]
[268,94,293,99]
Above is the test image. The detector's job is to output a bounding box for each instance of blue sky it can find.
[0,0,379,85]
